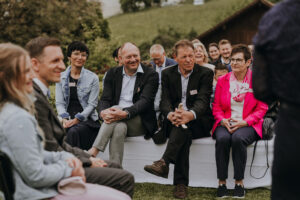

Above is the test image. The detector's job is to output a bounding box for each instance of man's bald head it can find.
[119,42,141,76]
[120,42,139,55]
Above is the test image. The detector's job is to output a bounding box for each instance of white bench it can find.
[99,136,274,189]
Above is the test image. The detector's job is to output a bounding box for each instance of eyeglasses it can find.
[72,52,88,58]
[231,58,244,64]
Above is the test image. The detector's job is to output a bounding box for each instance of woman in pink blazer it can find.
[212,44,268,198]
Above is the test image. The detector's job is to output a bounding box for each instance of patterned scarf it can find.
[229,69,252,102]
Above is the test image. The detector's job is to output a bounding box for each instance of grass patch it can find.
[107,0,253,46]
[0,184,270,200]
[133,183,270,200]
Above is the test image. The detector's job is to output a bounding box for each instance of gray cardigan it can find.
[0,103,73,200]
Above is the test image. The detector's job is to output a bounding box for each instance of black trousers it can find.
[66,119,100,150]
[163,126,192,186]
[162,121,210,186]
[214,126,258,180]
[85,161,134,197]
[271,102,300,200]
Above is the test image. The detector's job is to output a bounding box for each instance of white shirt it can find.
[178,68,196,119]
[231,98,244,121]
[155,56,166,83]
[33,78,50,98]
[118,64,144,108]
[154,57,166,112]
[180,70,192,111]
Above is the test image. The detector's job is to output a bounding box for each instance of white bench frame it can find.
[99,136,274,189]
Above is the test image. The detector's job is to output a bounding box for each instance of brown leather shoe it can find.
[144,159,169,178]
[173,184,188,199]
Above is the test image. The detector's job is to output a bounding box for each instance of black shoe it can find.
[144,159,169,178]
[233,184,245,198]
[216,184,228,198]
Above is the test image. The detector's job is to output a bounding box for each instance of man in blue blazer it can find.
[150,44,177,115]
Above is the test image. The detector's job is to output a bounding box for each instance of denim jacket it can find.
[55,66,99,121]
[0,103,73,200]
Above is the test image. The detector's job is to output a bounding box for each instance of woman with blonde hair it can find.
[0,43,130,200]
[192,41,215,71]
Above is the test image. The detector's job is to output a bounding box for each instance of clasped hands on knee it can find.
[62,118,80,128]
[220,118,248,133]
[167,108,194,127]
[100,107,128,124]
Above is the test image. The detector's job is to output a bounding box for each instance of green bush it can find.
[85,38,119,73]
[138,26,200,61]
[0,0,111,73]
[0,0,109,46]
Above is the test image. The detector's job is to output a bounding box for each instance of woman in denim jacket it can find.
[55,41,100,150]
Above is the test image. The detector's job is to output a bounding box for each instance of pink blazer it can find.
[212,71,268,138]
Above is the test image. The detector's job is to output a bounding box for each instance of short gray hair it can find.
[150,44,165,55]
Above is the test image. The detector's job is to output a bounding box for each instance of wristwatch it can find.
[123,109,130,119]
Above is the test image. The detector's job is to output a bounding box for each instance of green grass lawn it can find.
[0,184,270,200]
[107,0,253,46]
[133,183,270,200]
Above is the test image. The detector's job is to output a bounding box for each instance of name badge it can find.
[69,82,76,87]
[190,90,198,95]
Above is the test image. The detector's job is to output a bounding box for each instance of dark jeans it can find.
[66,119,100,150]
[271,102,300,200]
[214,126,258,180]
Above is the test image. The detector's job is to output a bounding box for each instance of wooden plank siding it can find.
[197,0,273,48]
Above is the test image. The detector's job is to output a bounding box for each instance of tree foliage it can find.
[0,0,110,71]
[139,26,199,60]
[0,0,110,45]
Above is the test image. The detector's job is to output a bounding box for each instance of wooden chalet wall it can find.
[197,0,273,48]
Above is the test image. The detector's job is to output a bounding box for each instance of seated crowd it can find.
[0,36,269,200]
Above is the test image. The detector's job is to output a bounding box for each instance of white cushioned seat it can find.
[99,136,274,189]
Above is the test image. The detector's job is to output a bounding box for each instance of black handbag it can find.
[262,117,275,140]
[250,101,279,179]
[152,113,168,144]
[261,101,279,140]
